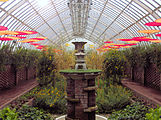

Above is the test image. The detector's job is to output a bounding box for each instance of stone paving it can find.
[0,79,38,109]
[122,79,161,106]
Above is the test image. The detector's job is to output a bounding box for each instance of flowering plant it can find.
[33,86,67,114]
[103,50,126,84]
[37,47,57,87]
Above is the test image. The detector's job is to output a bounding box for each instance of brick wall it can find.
[16,67,27,85]
[0,65,15,89]
[75,78,88,120]
[0,65,36,90]
[66,78,75,118]
[125,64,161,90]
[133,65,144,85]
[145,64,160,90]
[27,67,36,81]
[63,72,100,120]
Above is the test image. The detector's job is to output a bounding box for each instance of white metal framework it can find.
[68,0,92,37]
[0,0,161,48]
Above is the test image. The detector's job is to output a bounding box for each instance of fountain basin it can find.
[60,69,101,80]
[55,115,108,120]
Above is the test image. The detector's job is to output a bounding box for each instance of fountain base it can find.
[55,115,107,120]
[60,70,101,120]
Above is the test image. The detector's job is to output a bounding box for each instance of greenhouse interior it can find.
[0,0,161,120]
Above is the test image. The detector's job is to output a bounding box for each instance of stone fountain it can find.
[59,42,106,120]
[72,42,87,70]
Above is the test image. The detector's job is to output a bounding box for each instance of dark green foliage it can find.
[17,105,53,120]
[0,45,14,71]
[123,46,146,68]
[146,106,161,120]
[0,45,40,71]
[0,107,18,120]
[123,44,161,72]
[108,102,149,120]
[54,72,66,92]
[12,47,40,70]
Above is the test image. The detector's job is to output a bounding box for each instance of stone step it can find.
[84,106,98,112]
[65,96,80,103]
[83,86,98,91]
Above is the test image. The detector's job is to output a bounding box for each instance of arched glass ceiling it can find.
[0,0,161,48]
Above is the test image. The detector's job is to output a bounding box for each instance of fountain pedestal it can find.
[60,42,101,120]
[60,70,101,120]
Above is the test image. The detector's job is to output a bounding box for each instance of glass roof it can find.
[0,0,161,48]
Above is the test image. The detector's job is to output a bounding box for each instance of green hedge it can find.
[0,45,40,71]
[123,44,161,72]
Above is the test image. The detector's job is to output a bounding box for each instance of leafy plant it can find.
[146,106,161,120]
[54,48,75,70]
[123,44,161,73]
[33,86,67,114]
[123,46,146,68]
[11,47,40,70]
[108,102,149,120]
[85,51,105,69]
[0,107,18,120]
[54,72,66,92]
[0,45,14,71]
[0,45,41,72]
[103,50,127,84]
[17,105,53,120]
[37,47,57,87]
[96,84,132,113]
